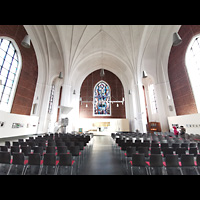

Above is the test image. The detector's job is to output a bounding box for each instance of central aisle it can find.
[79,135,126,175]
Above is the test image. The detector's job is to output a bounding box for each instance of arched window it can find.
[148,84,158,114]
[48,84,55,114]
[93,81,111,116]
[0,37,21,112]
[185,35,200,113]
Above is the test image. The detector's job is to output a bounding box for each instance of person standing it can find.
[180,126,186,139]
[173,126,179,138]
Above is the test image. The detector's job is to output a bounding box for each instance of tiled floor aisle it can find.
[79,135,126,175]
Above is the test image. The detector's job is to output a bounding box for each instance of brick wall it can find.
[168,25,200,115]
[79,69,126,118]
[0,25,38,115]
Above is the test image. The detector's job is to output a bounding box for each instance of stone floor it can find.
[79,135,126,175]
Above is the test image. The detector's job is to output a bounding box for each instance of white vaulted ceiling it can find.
[24,25,181,88]
[54,24,146,84]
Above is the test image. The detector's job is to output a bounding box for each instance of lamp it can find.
[142,71,148,78]
[58,72,63,79]
[21,35,31,48]
[100,68,105,78]
[173,32,182,46]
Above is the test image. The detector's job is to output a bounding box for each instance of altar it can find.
[78,118,130,135]
[93,122,110,132]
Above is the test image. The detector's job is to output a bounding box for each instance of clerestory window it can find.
[0,38,21,112]
[185,35,200,113]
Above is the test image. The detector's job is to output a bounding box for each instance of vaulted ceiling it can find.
[24,25,181,88]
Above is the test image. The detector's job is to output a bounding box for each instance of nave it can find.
[79,135,126,175]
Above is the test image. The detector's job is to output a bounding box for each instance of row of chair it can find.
[4,134,92,149]
[129,154,200,175]
[123,146,200,158]
[112,131,199,145]
[0,151,79,175]
[112,131,200,155]
[0,143,87,157]
[119,146,200,171]
[115,139,200,151]
[112,132,200,175]
[1,132,93,156]
[0,133,94,175]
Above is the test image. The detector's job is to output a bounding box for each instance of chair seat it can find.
[40,160,75,166]
[10,159,28,165]
[130,161,150,166]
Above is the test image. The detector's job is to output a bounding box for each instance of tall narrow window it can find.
[93,81,111,116]
[185,35,200,113]
[0,38,21,112]
[48,84,55,114]
[149,84,157,114]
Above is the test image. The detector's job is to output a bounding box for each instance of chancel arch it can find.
[79,69,126,119]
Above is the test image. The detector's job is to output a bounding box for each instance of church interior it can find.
[0,25,200,175]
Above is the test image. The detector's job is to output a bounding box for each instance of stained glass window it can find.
[93,81,111,116]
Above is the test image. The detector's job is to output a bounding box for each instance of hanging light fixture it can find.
[21,35,31,48]
[100,26,105,79]
[100,68,105,78]
[167,95,171,100]
[142,70,148,78]
[173,32,182,46]
[58,72,63,79]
